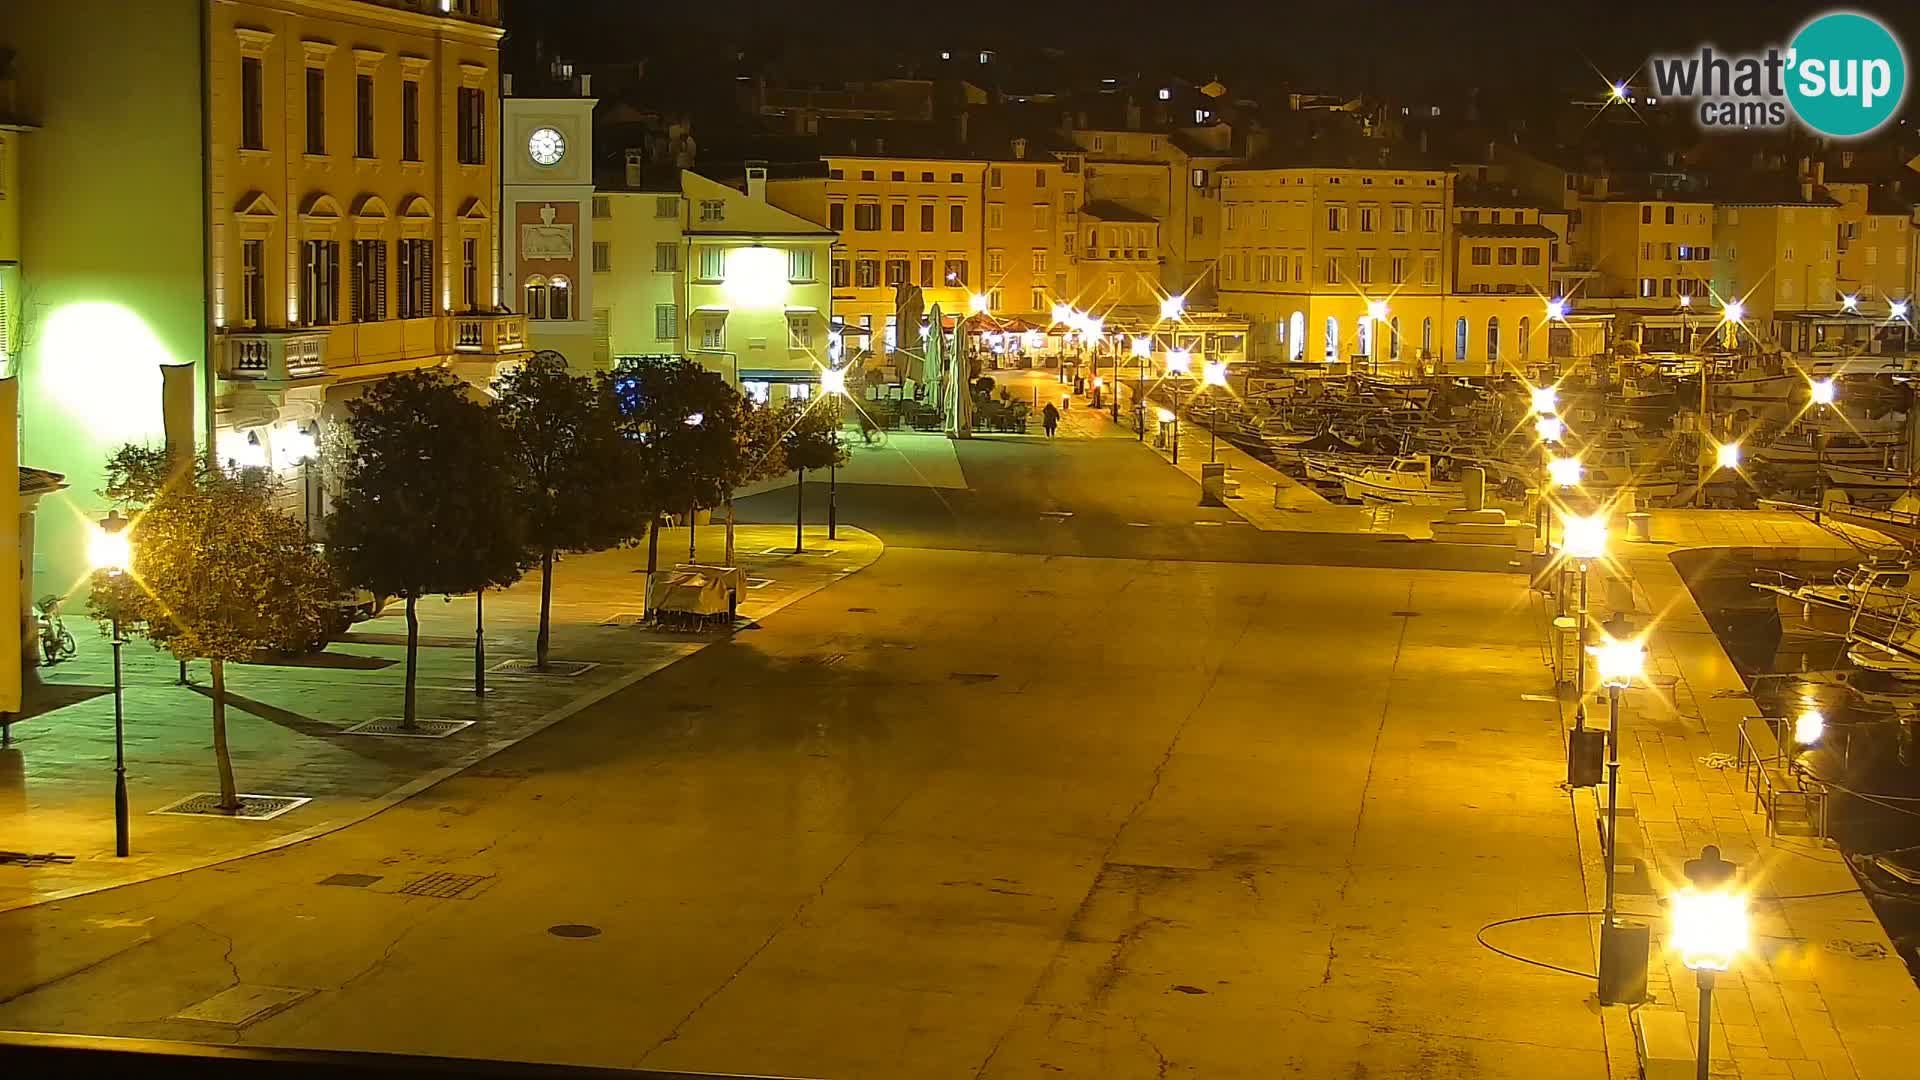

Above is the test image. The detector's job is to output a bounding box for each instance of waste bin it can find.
[1200,462,1228,506]
[1627,512,1652,542]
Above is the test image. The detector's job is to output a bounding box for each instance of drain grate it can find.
[318,873,382,888]
[489,659,597,677]
[548,923,602,939]
[1390,610,1422,617]
[153,793,311,820]
[847,606,876,613]
[343,718,475,739]
[0,850,75,866]
[949,672,999,684]
[173,984,312,1027]
[397,871,491,899]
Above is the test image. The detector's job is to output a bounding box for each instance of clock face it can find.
[528,127,566,166]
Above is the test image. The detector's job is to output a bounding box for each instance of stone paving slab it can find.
[0,524,883,912]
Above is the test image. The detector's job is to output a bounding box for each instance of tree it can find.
[493,351,641,669]
[780,396,849,553]
[88,445,335,812]
[330,370,524,727]
[609,358,742,604]
[723,398,790,565]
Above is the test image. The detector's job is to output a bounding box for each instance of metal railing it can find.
[1733,718,1830,843]
[0,1031,817,1080]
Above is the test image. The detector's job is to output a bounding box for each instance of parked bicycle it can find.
[35,594,77,665]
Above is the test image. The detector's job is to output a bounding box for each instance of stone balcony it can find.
[219,328,331,384]
[452,312,529,356]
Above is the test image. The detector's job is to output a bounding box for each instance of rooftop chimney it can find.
[625,148,644,189]
[503,73,514,96]
[1011,137,1028,160]
[580,73,592,97]
[745,160,768,202]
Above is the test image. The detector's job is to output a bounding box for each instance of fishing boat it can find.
[1751,561,1917,636]
[1303,452,1393,483]
[1335,453,1465,506]
[1755,428,1903,466]
[1823,463,1916,491]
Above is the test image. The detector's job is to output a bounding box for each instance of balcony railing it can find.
[453,313,529,356]
[220,328,330,383]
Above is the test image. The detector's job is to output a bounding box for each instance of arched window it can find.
[1356,317,1371,358]
[1421,317,1433,359]
[1324,315,1339,361]
[1389,317,1401,361]
[1454,317,1468,362]
[1289,311,1305,360]
[524,275,549,320]
[1518,316,1532,361]
[549,275,573,321]
[1486,316,1501,363]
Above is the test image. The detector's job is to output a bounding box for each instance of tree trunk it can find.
[689,501,697,562]
[403,594,419,730]
[795,468,805,553]
[724,496,736,566]
[211,659,239,812]
[536,547,554,671]
[645,514,661,619]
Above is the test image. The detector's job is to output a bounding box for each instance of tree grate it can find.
[343,718,475,739]
[397,871,491,899]
[489,659,596,677]
[153,793,311,820]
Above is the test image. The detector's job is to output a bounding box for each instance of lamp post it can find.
[820,365,847,541]
[91,510,134,858]
[1810,378,1837,521]
[1563,514,1607,722]
[1202,359,1229,463]
[1131,336,1151,435]
[1366,299,1389,376]
[1166,349,1192,465]
[1590,633,1643,1000]
[1673,846,1746,1080]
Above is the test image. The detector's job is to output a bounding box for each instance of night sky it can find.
[513,0,1920,103]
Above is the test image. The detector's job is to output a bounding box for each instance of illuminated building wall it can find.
[503,87,597,365]
[1712,199,1840,326]
[596,185,684,362]
[1829,181,1913,311]
[679,169,835,394]
[1580,199,1716,304]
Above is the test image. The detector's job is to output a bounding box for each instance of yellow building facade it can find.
[1830,181,1913,312]
[1576,198,1715,305]
[1712,198,1841,330]
[982,152,1080,320]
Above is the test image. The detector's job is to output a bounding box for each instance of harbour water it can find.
[1677,549,1920,980]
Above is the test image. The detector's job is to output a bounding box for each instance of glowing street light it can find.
[1716,442,1742,471]
[1156,408,1175,423]
[1202,359,1229,387]
[1159,294,1186,320]
[1546,298,1568,320]
[1535,415,1565,443]
[1366,298,1390,323]
[1529,385,1558,415]
[1591,637,1643,689]
[1165,348,1192,376]
[1131,336,1152,358]
[1842,293,1860,312]
[1547,456,1582,488]
[1051,303,1074,326]
[92,509,134,859]
[1678,294,1693,309]
[1672,845,1746,1074]
[1609,81,1627,101]
[1809,378,1837,406]
[1721,299,1745,325]
[1562,514,1608,562]
[818,365,847,396]
[819,366,848,539]
[1893,300,1911,321]
[969,293,990,315]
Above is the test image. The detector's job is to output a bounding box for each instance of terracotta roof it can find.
[20,467,67,498]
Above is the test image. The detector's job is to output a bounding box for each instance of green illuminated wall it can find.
[1,0,208,598]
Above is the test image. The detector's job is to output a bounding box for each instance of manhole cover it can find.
[847,607,876,613]
[1390,610,1422,617]
[318,873,382,888]
[489,659,597,677]
[173,984,311,1027]
[815,653,846,667]
[950,672,999,684]
[548,923,602,939]
[153,793,311,820]
[397,872,491,899]
[343,718,475,739]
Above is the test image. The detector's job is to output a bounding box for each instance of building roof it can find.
[1080,200,1158,224]
[1456,222,1558,239]
[20,467,67,499]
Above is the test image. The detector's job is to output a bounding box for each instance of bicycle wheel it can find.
[57,629,76,660]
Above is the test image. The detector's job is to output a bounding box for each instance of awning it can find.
[738,369,820,383]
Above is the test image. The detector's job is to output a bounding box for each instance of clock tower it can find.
[502,68,598,365]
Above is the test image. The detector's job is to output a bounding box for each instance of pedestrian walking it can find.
[1041,401,1060,438]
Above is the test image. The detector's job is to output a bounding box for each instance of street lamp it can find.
[1547,298,1569,321]
[1548,455,1582,488]
[969,293,990,316]
[1535,415,1565,443]
[1810,379,1837,517]
[92,510,133,858]
[1201,359,1229,462]
[1715,442,1742,471]
[1051,303,1074,326]
[1529,385,1558,416]
[819,365,848,540]
[1809,377,1836,406]
[1590,633,1643,1002]
[1562,513,1607,725]
[1673,846,1746,1080]
[1160,294,1185,321]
